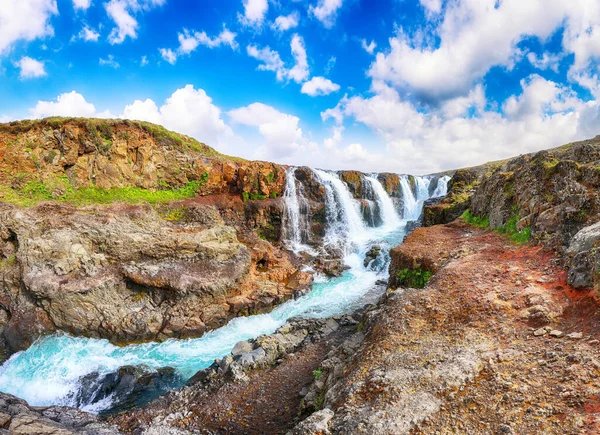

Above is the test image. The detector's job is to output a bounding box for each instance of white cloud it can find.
[30,91,98,118]
[247,33,309,83]
[320,75,600,174]
[99,54,119,68]
[159,48,177,64]
[301,76,340,96]
[247,45,286,80]
[309,0,343,28]
[122,85,234,150]
[15,56,47,79]
[527,51,563,72]
[420,0,442,14]
[271,12,299,32]
[228,103,306,158]
[361,39,376,54]
[140,55,148,66]
[239,0,268,27]
[288,34,309,83]
[159,27,237,64]
[0,0,58,55]
[73,0,91,10]
[369,0,570,102]
[76,25,100,42]
[105,0,166,44]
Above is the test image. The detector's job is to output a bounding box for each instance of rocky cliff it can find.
[423,136,600,294]
[0,118,313,360]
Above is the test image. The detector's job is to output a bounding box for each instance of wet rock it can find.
[73,365,182,415]
[363,246,382,268]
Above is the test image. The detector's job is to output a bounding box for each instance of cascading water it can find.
[364,176,401,230]
[415,177,432,202]
[282,167,312,252]
[0,171,450,414]
[313,169,369,250]
[399,176,420,220]
[432,175,451,197]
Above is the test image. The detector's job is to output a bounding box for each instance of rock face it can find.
[0,118,285,200]
[0,200,311,355]
[566,221,600,289]
[0,392,118,434]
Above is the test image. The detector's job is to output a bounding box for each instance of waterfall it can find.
[0,167,452,415]
[415,176,432,201]
[282,168,312,252]
[399,176,419,220]
[364,176,401,229]
[313,169,368,248]
[432,175,451,197]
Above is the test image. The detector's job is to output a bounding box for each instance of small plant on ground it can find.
[313,368,323,380]
[396,268,432,288]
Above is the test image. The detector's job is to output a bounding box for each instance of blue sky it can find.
[1,0,600,174]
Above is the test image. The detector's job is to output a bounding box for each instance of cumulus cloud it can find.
[239,0,268,27]
[309,0,343,28]
[247,33,309,83]
[527,51,563,72]
[159,27,237,64]
[271,12,299,32]
[369,0,571,102]
[420,0,442,14]
[15,56,47,79]
[301,76,340,96]
[75,25,100,42]
[122,85,234,151]
[72,0,91,10]
[320,76,600,174]
[105,0,166,44]
[0,0,58,55]
[228,102,306,159]
[30,91,98,118]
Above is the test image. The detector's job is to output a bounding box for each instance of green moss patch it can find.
[396,267,433,289]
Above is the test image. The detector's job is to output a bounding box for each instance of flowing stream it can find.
[0,170,448,414]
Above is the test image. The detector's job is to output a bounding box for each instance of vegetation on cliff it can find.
[0,118,284,206]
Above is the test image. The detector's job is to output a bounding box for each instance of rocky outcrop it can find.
[0,118,284,201]
[0,194,311,359]
[0,392,118,434]
[566,221,600,289]
[423,168,478,227]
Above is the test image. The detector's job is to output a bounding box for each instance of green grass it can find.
[461,209,490,228]
[461,208,531,244]
[396,268,432,288]
[0,174,209,207]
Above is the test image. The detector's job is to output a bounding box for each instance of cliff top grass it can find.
[0,117,245,162]
[0,174,210,207]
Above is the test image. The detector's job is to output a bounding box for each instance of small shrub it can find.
[396,268,432,288]
[313,368,323,380]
